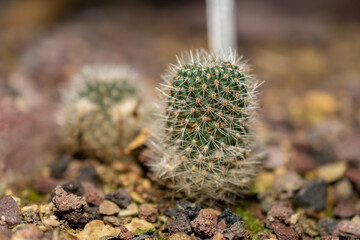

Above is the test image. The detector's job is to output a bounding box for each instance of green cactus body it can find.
[58,65,142,163]
[149,50,262,203]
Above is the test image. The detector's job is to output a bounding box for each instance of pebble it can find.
[124,218,156,236]
[168,212,192,235]
[21,205,40,224]
[77,165,98,184]
[352,215,360,225]
[118,226,134,240]
[84,188,104,207]
[334,178,353,200]
[318,217,338,234]
[218,208,242,228]
[190,209,218,238]
[168,232,192,240]
[99,200,121,215]
[212,233,226,240]
[119,203,139,217]
[293,178,327,211]
[264,145,285,170]
[130,191,145,204]
[272,172,304,200]
[272,222,299,240]
[265,201,292,228]
[345,167,360,191]
[59,180,83,196]
[51,186,86,212]
[51,186,88,227]
[103,216,121,226]
[258,190,276,213]
[105,188,132,209]
[77,220,120,240]
[84,206,101,221]
[177,201,201,220]
[139,205,158,223]
[221,221,247,240]
[0,195,21,228]
[61,211,89,228]
[333,202,356,219]
[31,176,58,195]
[39,203,53,219]
[316,161,347,183]
[43,219,60,228]
[11,224,44,239]
[288,151,315,173]
[50,154,71,179]
[333,220,360,238]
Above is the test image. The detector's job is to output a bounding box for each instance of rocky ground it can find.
[1,1,360,240]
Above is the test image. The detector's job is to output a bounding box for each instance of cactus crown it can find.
[167,56,252,162]
[149,50,261,203]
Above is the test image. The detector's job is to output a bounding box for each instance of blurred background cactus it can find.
[57,65,145,163]
[148,50,262,203]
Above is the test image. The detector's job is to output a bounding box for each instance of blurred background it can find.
[1,0,360,186]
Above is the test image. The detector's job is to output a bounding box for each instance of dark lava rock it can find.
[84,206,101,221]
[272,222,299,240]
[265,201,292,229]
[190,209,218,239]
[61,211,89,228]
[218,208,242,228]
[221,221,248,240]
[52,186,86,212]
[32,176,58,195]
[0,195,21,228]
[333,220,360,239]
[52,186,88,227]
[50,154,71,179]
[178,201,201,221]
[50,180,82,201]
[168,212,192,235]
[163,207,177,218]
[139,205,158,223]
[293,178,327,211]
[76,165,98,184]
[61,180,83,196]
[333,202,356,219]
[84,188,103,207]
[318,217,338,234]
[118,226,134,240]
[105,188,131,209]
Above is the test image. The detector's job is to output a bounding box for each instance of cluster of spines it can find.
[58,65,141,162]
[149,50,261,202]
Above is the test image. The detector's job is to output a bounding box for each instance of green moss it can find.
[20,188,45,204]
[235,207,269,239]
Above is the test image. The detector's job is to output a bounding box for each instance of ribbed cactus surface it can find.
[149,50,262,203]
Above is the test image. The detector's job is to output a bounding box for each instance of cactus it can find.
[148,50,262,203]
[57,65,144,163]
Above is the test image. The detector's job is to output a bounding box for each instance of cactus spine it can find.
[149,50,261,203]
[58,65,143,163]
